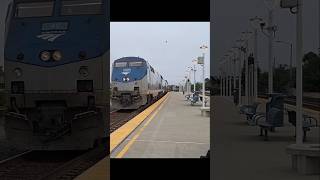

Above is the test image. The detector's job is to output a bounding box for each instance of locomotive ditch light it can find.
[17,53,24,60]
[123,77,129,82]
[79,66,89,77]
[13,68,22,78]
[40,51,51,61]
[52,50,62,61]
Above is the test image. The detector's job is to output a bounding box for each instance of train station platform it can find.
[111,91,210,158]
[212,96,319,180]
[75,92,209,179]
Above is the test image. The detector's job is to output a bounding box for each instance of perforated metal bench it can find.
[287,110,318,142]
[255,107,284,141]
[239,102,260,125]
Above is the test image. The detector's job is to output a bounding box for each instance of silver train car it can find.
[4,0,109,150]
[111,57,167,109]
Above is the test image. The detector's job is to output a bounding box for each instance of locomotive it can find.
[4,0,109,150]
[111,57,167,110]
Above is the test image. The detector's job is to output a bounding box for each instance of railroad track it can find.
[0,146,107,180]
[110,92,168,133]
[110,110,138,133]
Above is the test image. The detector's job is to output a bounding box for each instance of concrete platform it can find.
[111,92,210,158]
[75,156,110,180]
[212,96,319,180]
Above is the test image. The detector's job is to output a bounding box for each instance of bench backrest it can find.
[266,107,284,127]
[266,94,284,114]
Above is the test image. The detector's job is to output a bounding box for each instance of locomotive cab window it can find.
[15,1,54,18]
[129,61,144,67]
[114,62,127,68]
[61,0,103,15]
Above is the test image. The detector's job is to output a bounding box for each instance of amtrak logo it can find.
[122,68,131,75]
[37,32,65,42]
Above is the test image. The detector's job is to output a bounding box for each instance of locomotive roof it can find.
[114,57,146,62]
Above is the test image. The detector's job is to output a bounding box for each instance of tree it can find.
[302,52,320,92]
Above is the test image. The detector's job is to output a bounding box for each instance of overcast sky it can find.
[111,22,210,85]
[1,0,319,81]
[212,0,319,75]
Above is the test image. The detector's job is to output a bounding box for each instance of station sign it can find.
[197,56,204,64]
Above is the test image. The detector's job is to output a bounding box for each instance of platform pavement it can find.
[212,96,319,180]
[111,92,210,158]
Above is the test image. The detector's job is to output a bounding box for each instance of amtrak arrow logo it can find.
[122,68,131,75]
[37,32,65,42]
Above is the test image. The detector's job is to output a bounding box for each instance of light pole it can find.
[192,59,197,92]
[280,0,304,145]
[275,40,293,93]
[228,50,237,97]
[295,0,303,145]
[263,0,279,95]
[241,30,252,104]
[232,45,242,105]
[219,67,223,96]
[250,16,263,101]
[200,45,208,108]
[236,39,245,105]
[224,54,230,96]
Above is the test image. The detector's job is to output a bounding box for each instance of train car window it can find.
[114,62,127,68]
[15,1,54,18]
[129,61,143,67]
[150,66,155,73]
[61,0,103,15]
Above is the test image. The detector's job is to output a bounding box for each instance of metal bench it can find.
[239,102,260,125]
[255,107,284,140]
[287,110,318,142]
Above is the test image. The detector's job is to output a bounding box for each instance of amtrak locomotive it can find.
[4,0,109,150]
[111,57,167,109]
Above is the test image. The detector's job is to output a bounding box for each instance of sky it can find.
[212,0,319,75]
[110,22,210,85]
[1,0,319,80]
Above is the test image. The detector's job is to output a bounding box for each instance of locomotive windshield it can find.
[129,61,144,67]
[15,1,54,18]
[114,62,127,68]
[61,0,103,15]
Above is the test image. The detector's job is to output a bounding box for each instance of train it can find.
[4,0,109,150]
[111,57,168,109]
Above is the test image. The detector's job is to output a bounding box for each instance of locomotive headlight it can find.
[79,66,89,77]
[52,51,62,61]
[13,68,22,78]
[40,51,51,61]
[123,77,129,82]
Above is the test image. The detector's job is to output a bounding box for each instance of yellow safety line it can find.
[110,92,170,153]
[115,96,168,158]
[75,93,170,179]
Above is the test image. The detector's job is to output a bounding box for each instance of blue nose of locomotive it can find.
[112,57,147,83]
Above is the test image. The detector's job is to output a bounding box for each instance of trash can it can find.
[265,93,285,122]
[232,88,239,105]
